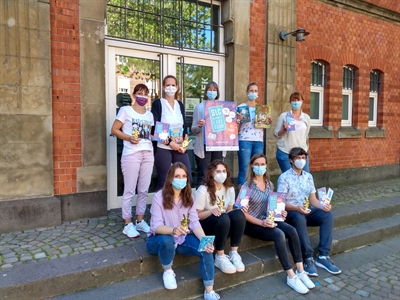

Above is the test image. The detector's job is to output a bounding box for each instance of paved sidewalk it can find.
[1,178,399,270]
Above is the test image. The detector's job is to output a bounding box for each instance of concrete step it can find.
[1,197,399,299]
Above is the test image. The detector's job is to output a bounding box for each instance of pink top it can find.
[149,190,201,247]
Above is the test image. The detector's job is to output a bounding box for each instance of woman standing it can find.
[237,82,264,186]
[146,163,220,300]
[191,82,224,186]
[111,84,154,238]
[242,154,315,294]
[195,160,246,274]
[151,75,192,190]
[274,92,311,173]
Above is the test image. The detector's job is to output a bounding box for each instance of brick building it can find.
[1,0,399,233]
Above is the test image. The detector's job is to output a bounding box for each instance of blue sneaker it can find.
[304,257,318,277]
[316,256,342,274]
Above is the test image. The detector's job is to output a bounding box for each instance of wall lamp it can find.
[279,28,310,42]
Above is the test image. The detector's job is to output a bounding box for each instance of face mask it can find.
[247,93,258,101]
[172,178,187,190]
[253,166,266,176]
[214,173,227,184]
[164,86,177,97]
[294,159,306,170]
[291,101,303,110]
[135,95,148,106]
[206,91,218,100]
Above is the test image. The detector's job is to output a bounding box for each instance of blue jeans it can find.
[285,208,334,258]
[238,140,264,185]
[276,148,309,173]
[146,233,214,287]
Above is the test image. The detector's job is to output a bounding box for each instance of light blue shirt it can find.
[277,168,316,206]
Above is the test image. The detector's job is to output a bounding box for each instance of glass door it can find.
[106,46,224,210]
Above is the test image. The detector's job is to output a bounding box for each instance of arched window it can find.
[369,70,381,127]
[310,61,326,126]
[342,66,356,126]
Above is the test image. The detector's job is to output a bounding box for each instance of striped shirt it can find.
[243,180,274,220]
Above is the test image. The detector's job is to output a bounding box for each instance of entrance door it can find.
[106,44,224,210]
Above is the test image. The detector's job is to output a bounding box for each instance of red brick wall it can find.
[363,0,400,12]
[50,0,81,195]
[250,0,266,104]
[296,0,400,171]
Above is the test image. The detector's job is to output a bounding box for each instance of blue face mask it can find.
[291,101,303,110]
[247,93,258,101]
[206,91,218,100]
[172,178,187,190]
[253,166,266,176]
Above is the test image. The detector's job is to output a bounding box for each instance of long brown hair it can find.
[203,160,233,206]
[162,162,193,209]
[245,154,272,189]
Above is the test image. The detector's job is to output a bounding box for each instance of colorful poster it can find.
[204,101,239,151]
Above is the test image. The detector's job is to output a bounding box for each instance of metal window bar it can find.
[311,62,326,87]
[343,67,356,90]
[370,71,381,93]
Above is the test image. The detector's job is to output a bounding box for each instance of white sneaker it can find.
[122,222,140,238]
[287,275,309,294]
[135,220,150,233]
[296,270,315,289]
[163,270,177,290]
[204,290,220,300]
[229,252,245,272]
[214,254,236,274]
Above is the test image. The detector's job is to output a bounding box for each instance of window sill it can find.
[365,127,386,138]
[337,126,362,139]
[309,126,334,139]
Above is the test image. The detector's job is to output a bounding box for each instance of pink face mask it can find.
[135,95,148,106]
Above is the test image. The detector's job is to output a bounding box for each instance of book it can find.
[235,185,252,209]
[318,187,333,208]
[326,188,334,203]
[286,113,295,131]
[169,127,183,146]
[254,105,273,129]
[198,236,215,252]
[153,121,170,142]
[236,105,250,123]
[267,192,287,222]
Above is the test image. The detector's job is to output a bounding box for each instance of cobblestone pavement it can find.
[1,178,399,270]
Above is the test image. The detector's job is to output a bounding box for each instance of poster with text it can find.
[204,100,239,151]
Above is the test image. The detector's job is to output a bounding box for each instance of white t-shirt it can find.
[238,104,263,142]
[116,106,154,156]
[195,185,235,211]
[158,98,184,150]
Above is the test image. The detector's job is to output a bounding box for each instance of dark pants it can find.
[195,147,223,186]
[245,221,303,271]
[154,147,192,190]
[286,208,334,259]
[200,209,246,251]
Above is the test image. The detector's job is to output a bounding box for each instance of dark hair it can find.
[133,84,149,95]
[162,75,179,98]
[289,92,304,102]
[246,82,259,92]
[245,154,272,189]
[162,162,193,209]
[288,147,308,162]
[203,160,233,206]
[203,81,220,100]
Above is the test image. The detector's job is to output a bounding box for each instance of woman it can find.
[146,163,220,300]
[111,84,154,238]
[195,160,246,274]
[274,92,311,173]
[151,75,192,190]
[242,154,315,294]
[237,82,264,186]
[191,82,225,186]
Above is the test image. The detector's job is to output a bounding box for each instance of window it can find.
[106,0,223,54]
[369,70,381,127]
[310,61,326,126]
[342,66,356,126]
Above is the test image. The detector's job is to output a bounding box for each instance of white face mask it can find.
[164,86,177,97]
[214,173,227,184]
[294,159,306,170]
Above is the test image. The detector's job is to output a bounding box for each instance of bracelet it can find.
[166,137,172,146]
[172,227,176,235]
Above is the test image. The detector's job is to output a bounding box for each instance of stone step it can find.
[50,213,400,300]
[1,197,399,299]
